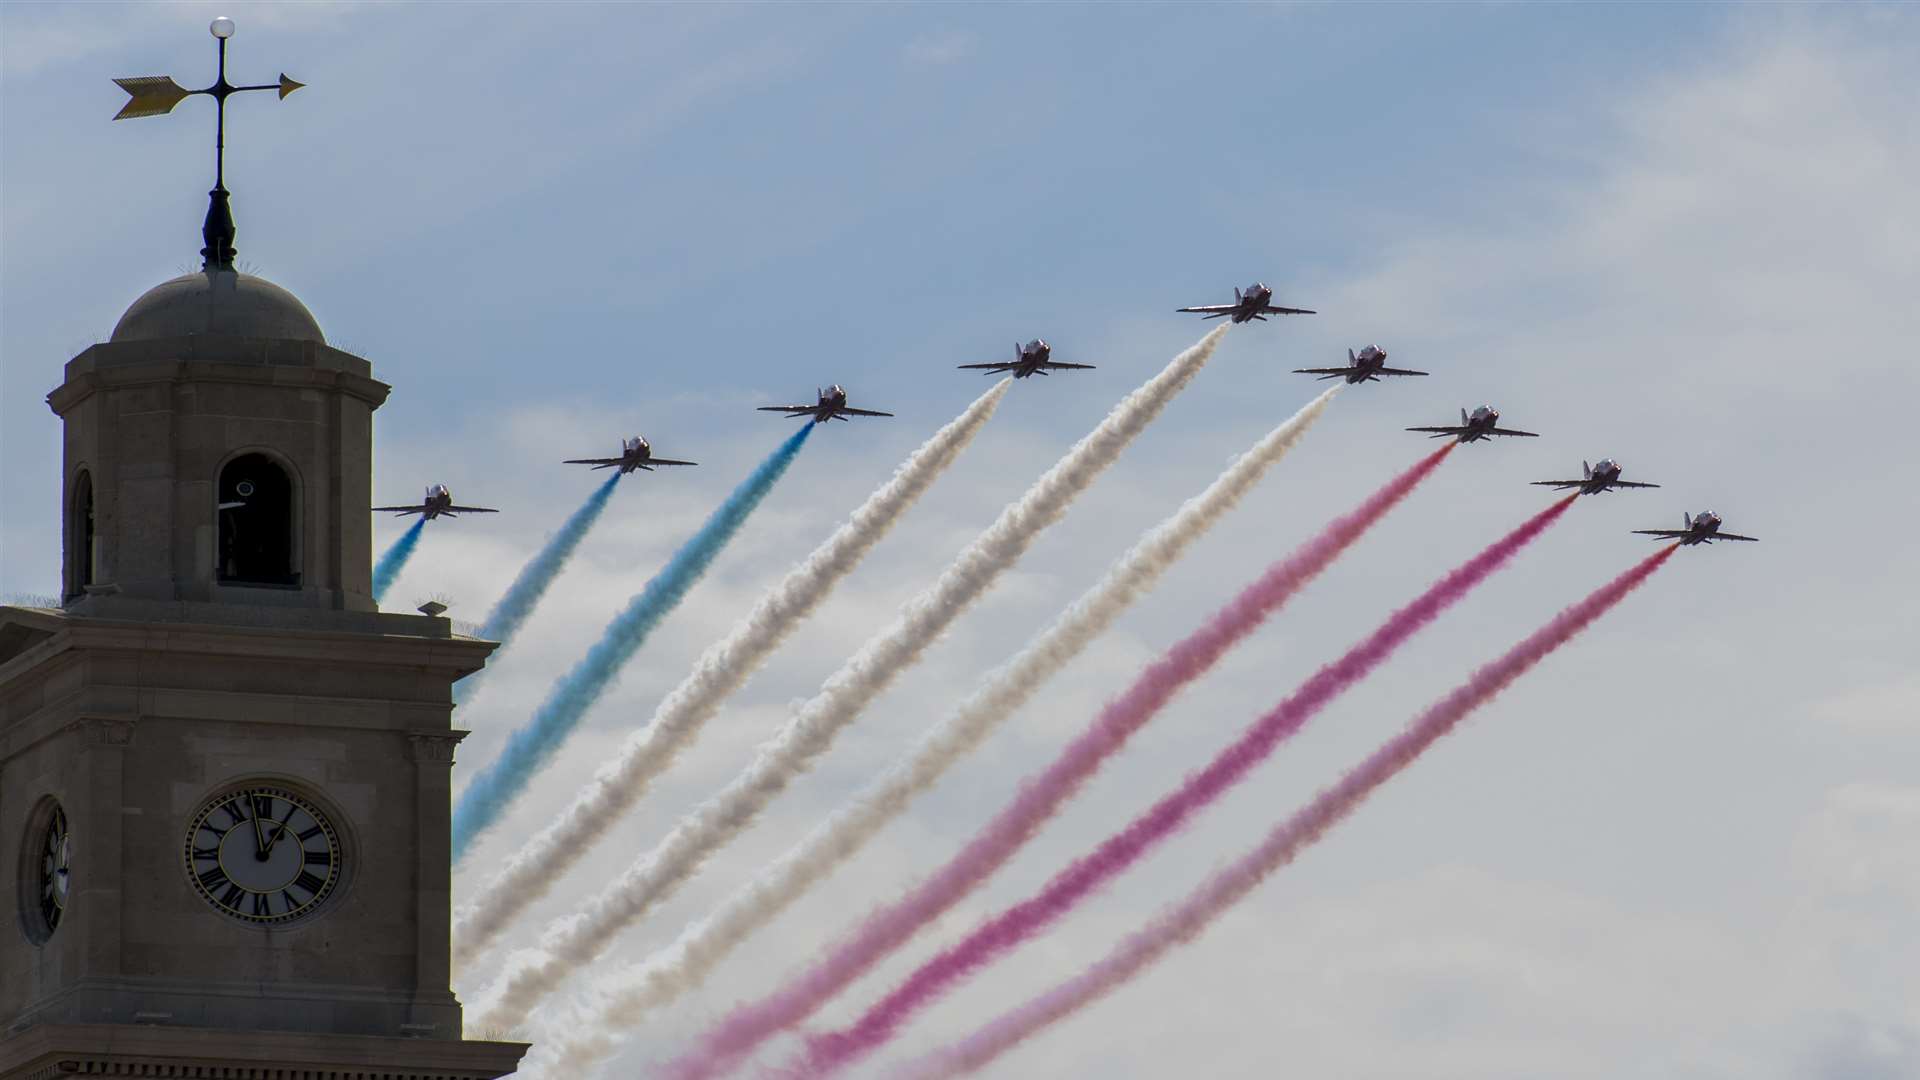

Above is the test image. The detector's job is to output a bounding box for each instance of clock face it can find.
[38,804,71,936]
[183,786,342,924]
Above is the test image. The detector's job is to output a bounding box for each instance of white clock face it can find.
[183,786,342,924]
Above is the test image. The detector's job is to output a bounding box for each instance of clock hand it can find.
[248,796,270,859]
[261,799,298,855]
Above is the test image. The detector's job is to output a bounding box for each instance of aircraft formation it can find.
[393,274,1759,1073]
[376,280,1755,547]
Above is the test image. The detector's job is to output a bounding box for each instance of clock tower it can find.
[0,18,525,1080]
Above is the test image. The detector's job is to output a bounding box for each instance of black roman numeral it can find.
[282,889,300,912]
[298,825,323,842]
[192,845,220,860]
[223,800,249,825]
[294,871,326,896]
[219,883,244,909]
[303,849,331,866]
[198,866,229,892]
[252,893,272,917]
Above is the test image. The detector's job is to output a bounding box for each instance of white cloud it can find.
[903,31,977,68]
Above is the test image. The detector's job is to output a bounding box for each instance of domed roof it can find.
[111,270,325,344]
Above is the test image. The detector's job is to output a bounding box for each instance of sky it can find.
[3,3,1918,1078]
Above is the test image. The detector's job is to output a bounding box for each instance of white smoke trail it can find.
[544,383,1340,1072]
[453,379,1012,969]
[470,326,1228,1032]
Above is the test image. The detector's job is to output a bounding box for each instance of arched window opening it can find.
[218,454,299,587]
[66,470,96,602]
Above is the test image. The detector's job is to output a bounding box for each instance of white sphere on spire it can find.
[210,16,235,39]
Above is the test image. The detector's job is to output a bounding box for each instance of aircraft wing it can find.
[1292,367,1353,378]
[1040,362,1096,370]
[372,504,426,515]
[1406,426,1466,438]
[1376,367,1429,377]
[1489,427,1541,437]
[1631,529,1688,539]
[1260,304,1317,315]
[956,363,1017,372]
[564,458,625,468]
[1530,480,1583,490]
[1714,532,1760,542]
[839,407,894,417]
[1176,304,1238,317]
[1610,480,1661,489]
[757,405,815,414]
[646,458,698,467]
[445,505,499,514]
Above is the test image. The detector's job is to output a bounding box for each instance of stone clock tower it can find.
[0,20,526,1080]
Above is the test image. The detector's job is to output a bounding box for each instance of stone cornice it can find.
[48,340,390,416]
[0,608,494,674]
[0,1023,528,1080]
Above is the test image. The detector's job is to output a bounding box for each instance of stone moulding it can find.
[0,1022,528,1080]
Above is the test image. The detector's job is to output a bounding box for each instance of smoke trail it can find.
[371,518,426,603]
[450,425,813,861]
[452,380,1012,966]
[662,445,1460,1079]
[469,327,1228,1033]
[540,385,1343,1073]
[798,496,1577,1075]
[898,546,1677,1080]
[454,472,622,708]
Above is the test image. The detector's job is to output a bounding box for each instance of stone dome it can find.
[111,269,326,344]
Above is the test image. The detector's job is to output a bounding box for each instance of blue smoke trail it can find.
[372,518,426,604]
[452,425,814,859]
[454,473,623,708]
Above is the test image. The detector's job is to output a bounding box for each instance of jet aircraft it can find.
[758,385,894,424]
[1177,283,1316,323]
[1632,511,1759,546]
[564,436,697,474]
[958,339,1096,379]
[1531,459,1660,496]
[373,484,499,521]
[1407,406,1540,444]
[1293,345,1428,384]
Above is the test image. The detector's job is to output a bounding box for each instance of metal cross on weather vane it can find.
[112,15,305,271]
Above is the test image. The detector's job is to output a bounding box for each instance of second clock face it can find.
[38,803,70,937]
[183,785,342,925]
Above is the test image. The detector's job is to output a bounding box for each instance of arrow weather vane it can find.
[113,16,305,271]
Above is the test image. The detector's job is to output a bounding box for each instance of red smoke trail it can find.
[667,447,1456,1080]
[896,545,1677,1080]
[796,494,1579,1075]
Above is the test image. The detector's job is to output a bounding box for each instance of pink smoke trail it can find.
[665,446,1456,1080]
[894,545,1678,1080]
[796,494,1579,1076]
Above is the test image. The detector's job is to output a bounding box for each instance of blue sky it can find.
[4,4,1918,1079]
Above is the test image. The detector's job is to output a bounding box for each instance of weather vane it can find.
[112,16,304,271]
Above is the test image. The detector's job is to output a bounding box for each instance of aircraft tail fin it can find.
[1233,286,1242,301]
[1461,407,1469,426]
[1583,460,1591,479]
[1349,348,1356,363]
[1684,511,1693,528]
